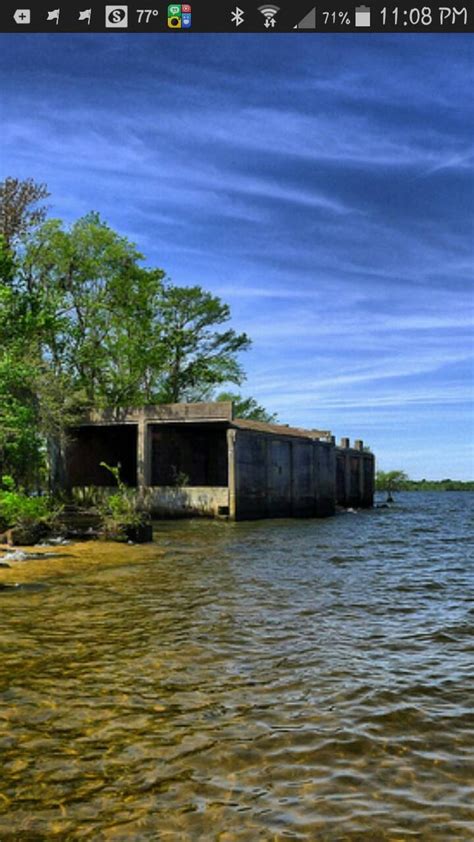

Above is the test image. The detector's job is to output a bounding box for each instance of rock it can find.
[0,562,11,568]
[2,524,49,546]
[38,537,71,547]
[3,551,29,562]
[125,522,153,543]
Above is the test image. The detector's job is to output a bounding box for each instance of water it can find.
[0,492,473,840]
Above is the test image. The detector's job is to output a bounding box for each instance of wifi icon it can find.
[258,4,280,28]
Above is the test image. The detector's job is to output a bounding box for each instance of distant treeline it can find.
[401,480,474,492]
[375,471,474,493]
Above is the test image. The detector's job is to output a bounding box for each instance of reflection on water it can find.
[1,493,473,839]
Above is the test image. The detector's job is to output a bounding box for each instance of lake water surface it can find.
[1,492,473,840]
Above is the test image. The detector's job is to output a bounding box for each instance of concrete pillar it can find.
[340,437,350,449]
[227,428,237,520]
[354,439,364,451]
[137,419,151,489]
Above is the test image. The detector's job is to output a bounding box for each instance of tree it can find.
[0,176,49,246]
[154,285,251,404]
[375,470,409,501]
[13,211,253,409]
[0,235,44,487]
[216,391,277,423]
[22,213,167,407]
[0,355,44,488]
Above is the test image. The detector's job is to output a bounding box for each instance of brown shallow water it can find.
[0,492,473,840]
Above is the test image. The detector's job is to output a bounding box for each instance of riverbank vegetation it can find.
[0,475,62,544]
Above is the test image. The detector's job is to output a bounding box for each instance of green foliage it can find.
[0,353,45,488]
[1,475,15,492]
[154,285,251,403]
[0,488,61,531]
[170,466,189,487]
[18,212,250,408]
[216,391,278,423]
[98,462,145,538]
[404,478,474,491]
[375,470,410,492]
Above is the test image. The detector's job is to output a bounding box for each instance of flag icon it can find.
[47,9,60,23]
[78,9,92,23]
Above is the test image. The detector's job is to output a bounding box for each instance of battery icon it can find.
[355,5,371,26]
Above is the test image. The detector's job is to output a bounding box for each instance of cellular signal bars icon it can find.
[294,6,316,28]
[258,5,279,28]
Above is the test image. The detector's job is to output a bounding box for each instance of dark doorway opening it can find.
[151,423,228,487]
[66,425,138,487]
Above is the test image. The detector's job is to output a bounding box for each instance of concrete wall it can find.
[231,429,336,520]
[71,485,229,518]
[142,487,229,518]
[335,441,375,509]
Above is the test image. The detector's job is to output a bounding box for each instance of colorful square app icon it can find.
[167,4,191,28]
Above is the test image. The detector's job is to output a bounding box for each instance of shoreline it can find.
[0,539,164,586]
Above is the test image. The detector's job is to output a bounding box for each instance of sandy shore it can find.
[0,539,164,585]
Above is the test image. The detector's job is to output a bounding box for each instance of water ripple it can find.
[0,492,473,839]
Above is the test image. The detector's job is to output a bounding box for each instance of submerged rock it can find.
[1,550,69,563]
[1,551,30,562]
[125,523,153,543]
[0,581,48,592]
[38,537,71,547]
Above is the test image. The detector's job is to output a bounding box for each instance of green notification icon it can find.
[168,4,192,28]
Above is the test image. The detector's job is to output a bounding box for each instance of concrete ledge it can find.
[143,487,229,518]
[72,485,229,518]
[77,402,234,426]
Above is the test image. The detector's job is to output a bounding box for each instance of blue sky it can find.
[1,34,473,478]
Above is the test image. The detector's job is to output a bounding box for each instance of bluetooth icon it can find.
[231,6,244,26]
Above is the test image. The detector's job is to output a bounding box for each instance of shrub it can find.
[97,462,147,540]
[0,488,61,531]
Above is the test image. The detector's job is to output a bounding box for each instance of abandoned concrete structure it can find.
[60,401,375,520]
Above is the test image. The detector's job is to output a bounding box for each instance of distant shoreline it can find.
[376,483,474,492]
